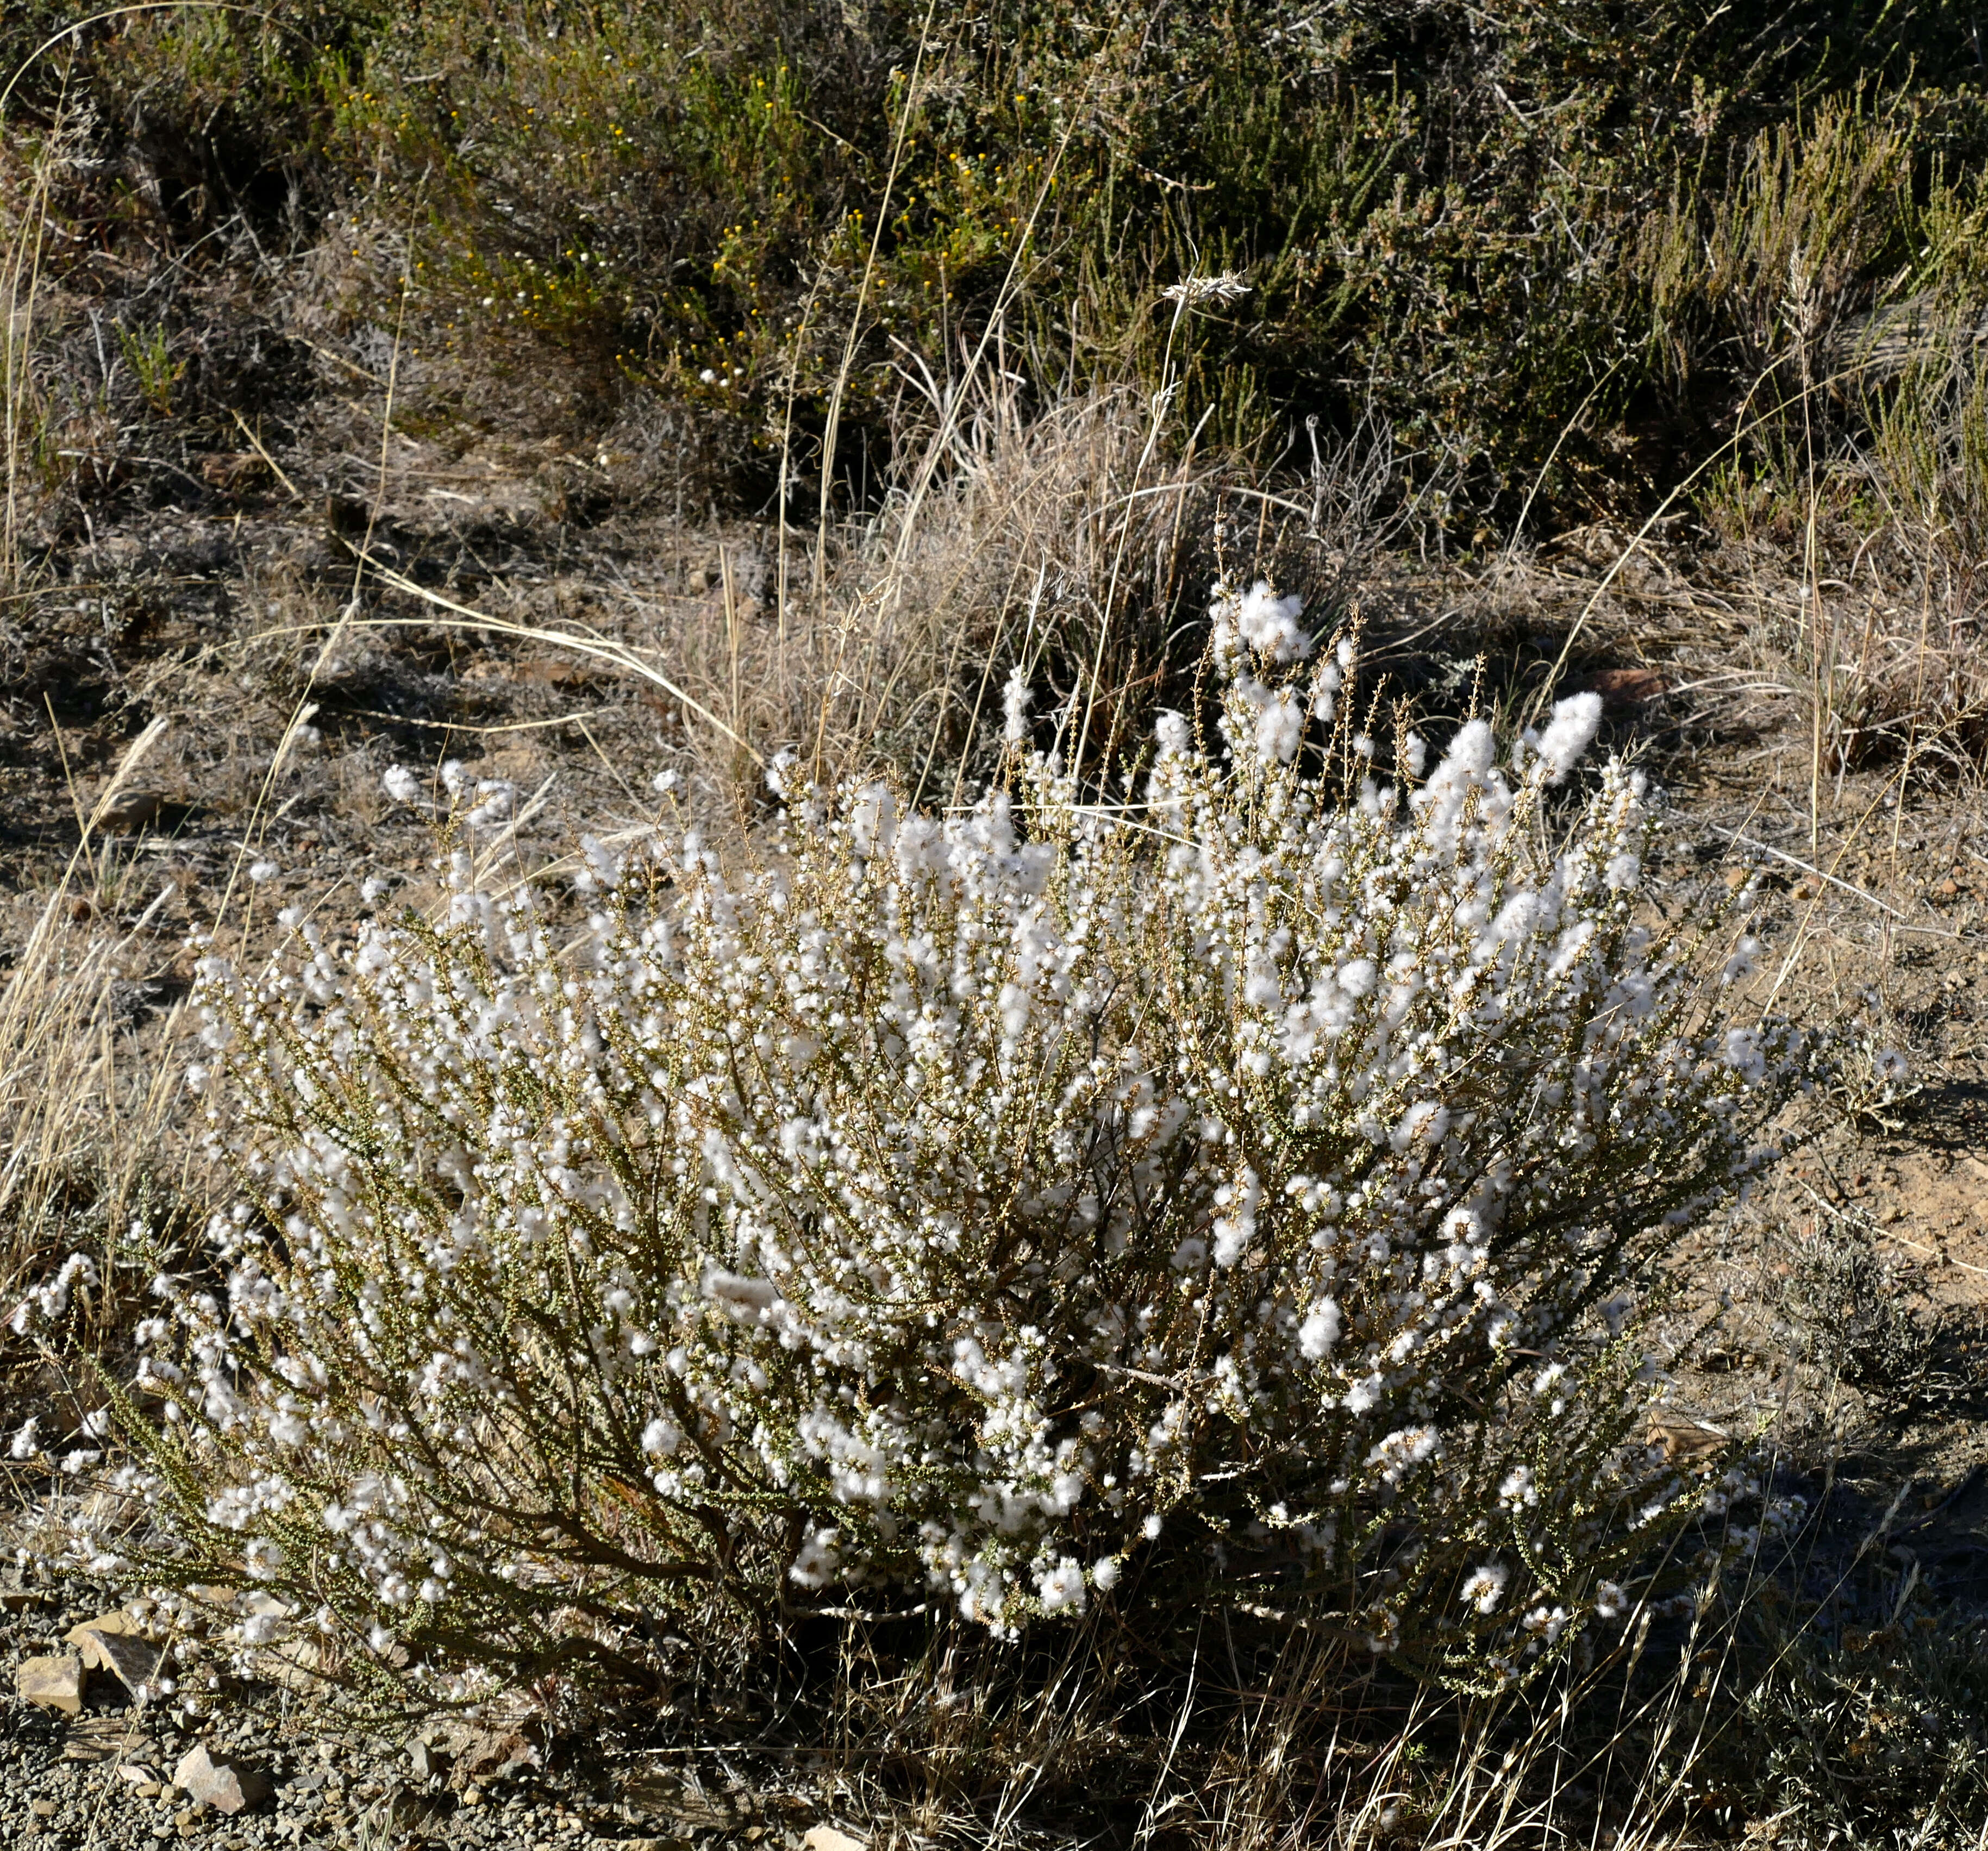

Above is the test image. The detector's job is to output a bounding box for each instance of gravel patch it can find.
[4,1576,829,1851]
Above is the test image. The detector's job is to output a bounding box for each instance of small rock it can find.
[97,787,165,834]
[804,1830,868,1851]
[67,1608,134,1650]
[1648,1412,1729,1461]
[173,1743,272,1815]
[120,1764,164,1786]
[517,658,595,689]
[17,1654,85,1715]
[68,1613,167,1693]
[1584,666,1666,705]
[408,1739,446,1781]
[446,1724,541,1786]
[262,1636,327,1693]
[31,1800,57,1818]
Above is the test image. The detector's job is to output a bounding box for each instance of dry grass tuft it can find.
[0,724,192,1376]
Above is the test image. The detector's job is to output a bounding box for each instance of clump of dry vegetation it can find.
[3,3,1987,1847]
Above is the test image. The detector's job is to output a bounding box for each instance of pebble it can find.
[5,1577,826,1851]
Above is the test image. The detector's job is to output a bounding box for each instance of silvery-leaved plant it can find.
[29,585,1814,1703]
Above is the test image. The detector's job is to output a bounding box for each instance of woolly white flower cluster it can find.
[49,596,1811,1696]
[5,1252,96,1337]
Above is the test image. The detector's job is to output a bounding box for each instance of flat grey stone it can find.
[173,1743,272,1815]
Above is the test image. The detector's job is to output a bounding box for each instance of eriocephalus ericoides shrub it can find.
[17,583,1812,1708]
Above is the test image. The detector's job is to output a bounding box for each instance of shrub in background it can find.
[8,0,1986,521]
[26,592,1811,1708]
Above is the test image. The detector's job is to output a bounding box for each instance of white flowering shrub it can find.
[52,585,1812,1704]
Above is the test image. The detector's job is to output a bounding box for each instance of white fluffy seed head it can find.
[1530,691,1603,784]
[1002,668,1033,746]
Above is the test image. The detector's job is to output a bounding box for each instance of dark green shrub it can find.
[8,0,1988,521]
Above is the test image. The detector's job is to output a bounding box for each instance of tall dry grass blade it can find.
[0,721,176,1309]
